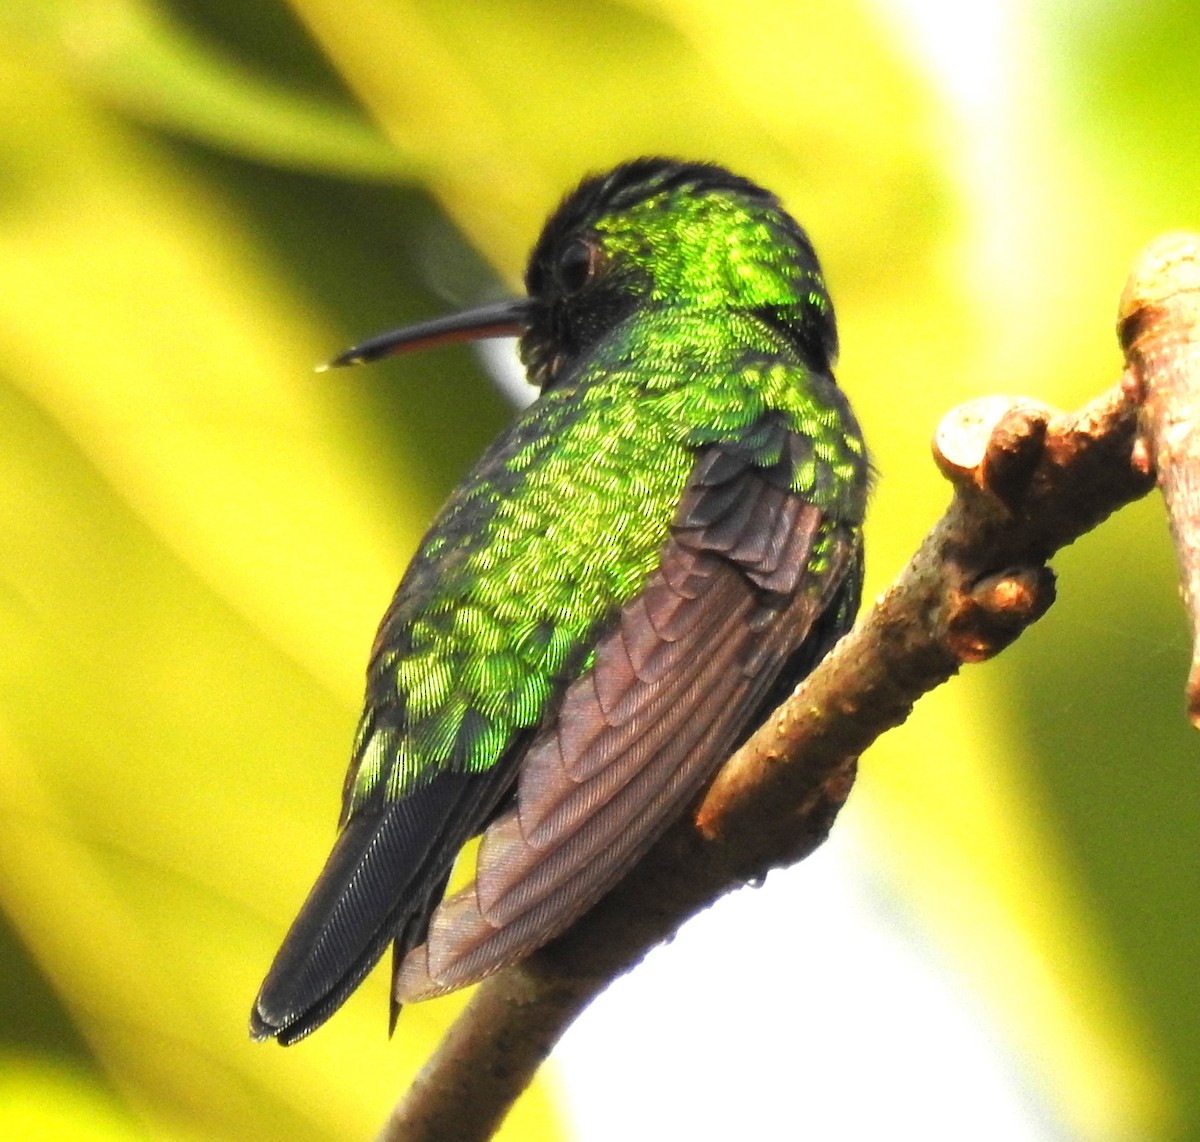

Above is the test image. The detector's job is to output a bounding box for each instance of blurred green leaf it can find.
[0,1056,147,1142]
[2,0,409,178]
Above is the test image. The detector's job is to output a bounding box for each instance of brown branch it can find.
[1120,232,1200,723]
[377,235,1200,1142]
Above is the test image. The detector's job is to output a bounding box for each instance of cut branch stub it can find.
[932,396,1059,665]
[934,395,1055,509]
[1119,231,1200,726]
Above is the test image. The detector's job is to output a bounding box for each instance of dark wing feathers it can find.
[392,442,858,1002]
[750,502,823,595]
[406,634,759,989]
[519,575,754,839]
[251,754,517,1044]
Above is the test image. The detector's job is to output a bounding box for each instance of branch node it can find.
[945,566,1057,664]
[1121,367,1147,406]
[983,406,1051,508]
[1130,434,1154,478]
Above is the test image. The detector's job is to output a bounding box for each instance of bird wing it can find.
[250,745,520,1044]
[394,438,860,1001]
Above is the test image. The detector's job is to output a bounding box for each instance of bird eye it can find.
[556,236,599,293]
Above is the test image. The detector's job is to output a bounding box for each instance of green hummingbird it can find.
[251,158,869,1045]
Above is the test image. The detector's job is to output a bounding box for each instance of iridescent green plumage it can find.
[252,158,868,1044]
[350,314,862,811]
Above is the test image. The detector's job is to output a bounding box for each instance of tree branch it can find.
[377,233,1200,1142]
[1120,232,1200,723]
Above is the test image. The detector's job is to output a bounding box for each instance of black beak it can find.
[320,298,534,369]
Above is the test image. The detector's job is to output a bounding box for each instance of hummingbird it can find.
[251,158,869,1045]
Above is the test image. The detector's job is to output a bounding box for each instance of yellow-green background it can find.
[2,1,1198,1139]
